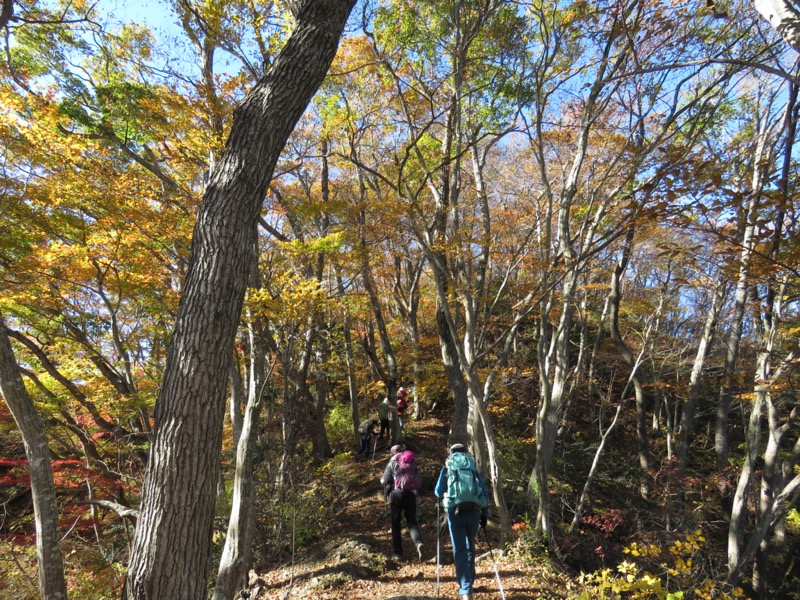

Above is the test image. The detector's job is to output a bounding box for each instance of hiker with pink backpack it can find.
[380,444,424,561]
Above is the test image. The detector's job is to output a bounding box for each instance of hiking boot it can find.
[416,542,423,560]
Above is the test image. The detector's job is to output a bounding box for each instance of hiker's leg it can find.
[464,511,480,585]
[390,491,404,556]
[404,493,422,547]
[447,508,481,596]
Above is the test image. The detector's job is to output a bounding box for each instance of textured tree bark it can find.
[122,2,355,598]
[754,0,800,52]
[438,302,469,445]
[0,319,68,600]
[726,105,776,579]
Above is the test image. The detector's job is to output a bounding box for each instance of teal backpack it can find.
[445,452,487,510]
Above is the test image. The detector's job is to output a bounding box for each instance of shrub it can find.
[577,529,748,599]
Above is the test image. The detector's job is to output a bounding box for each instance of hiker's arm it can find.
[380,462,393,487]
[433,468,447,499]
[478,472,490,525]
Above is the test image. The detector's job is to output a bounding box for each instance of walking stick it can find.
[436,500,441,598]
[371,433,378,460]
[482,524,506,600]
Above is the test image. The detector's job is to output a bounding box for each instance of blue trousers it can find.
[447,507,481,595]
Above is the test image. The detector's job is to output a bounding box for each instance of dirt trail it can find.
[248,418,568,600]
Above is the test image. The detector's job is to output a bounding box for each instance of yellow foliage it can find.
[584,530,751,599]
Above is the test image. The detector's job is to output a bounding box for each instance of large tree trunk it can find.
[122,3,355,598]
[754,0,800,52]
[0,319,68,600]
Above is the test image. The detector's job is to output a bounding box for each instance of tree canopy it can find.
[1,0,800,598]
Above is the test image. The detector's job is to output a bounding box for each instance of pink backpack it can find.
[394,451,422,492]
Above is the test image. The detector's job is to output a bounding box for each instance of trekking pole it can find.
[384,494,391,549]
[435,501,441,598]
[371,434,378,461]
[481,524,506,600]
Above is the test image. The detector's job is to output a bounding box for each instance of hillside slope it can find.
[245,417,570,599]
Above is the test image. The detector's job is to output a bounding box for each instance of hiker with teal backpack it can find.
[434,443,489,600]
[380,444,424,561]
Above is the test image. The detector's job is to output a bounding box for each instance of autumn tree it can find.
[0,318,67,600]
[520,0,755,542]
[122,2,356,597]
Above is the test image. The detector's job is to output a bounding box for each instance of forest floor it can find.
[246,416,576,600]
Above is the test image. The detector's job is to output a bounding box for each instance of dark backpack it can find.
[445,452,487,509]
[394,451,422,492]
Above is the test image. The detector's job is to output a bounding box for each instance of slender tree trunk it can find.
[607,225,652,491]
[214,246,269,600]
[279,358,300,490]
[307,335,332,460]
[229,360,245,446]
[677,280,725,479]
[527,44,609,538]
[360,231,401,443]
[530,265,578,540]
[336,272,361,443]
[750,85,800,593]
[0,319,68,600]
[570,395,628,532]
[122,4,355,597]
[716,112,772,473]
[558,290,590,439]
[728,471,800,587]
[715,251,752,474]
[469,383,512,538]
[438,302,469,445]
[291,322,324,458]
[728,383,763,573]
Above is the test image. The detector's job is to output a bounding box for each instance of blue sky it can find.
[105,0,177,38]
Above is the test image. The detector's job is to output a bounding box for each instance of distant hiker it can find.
[434,443,489,600]
[356,419,378,458]
[380,444,424,561]
[377,397,391,438]
[396,387,409,427]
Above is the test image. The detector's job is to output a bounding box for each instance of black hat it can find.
[449,443,467,454]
